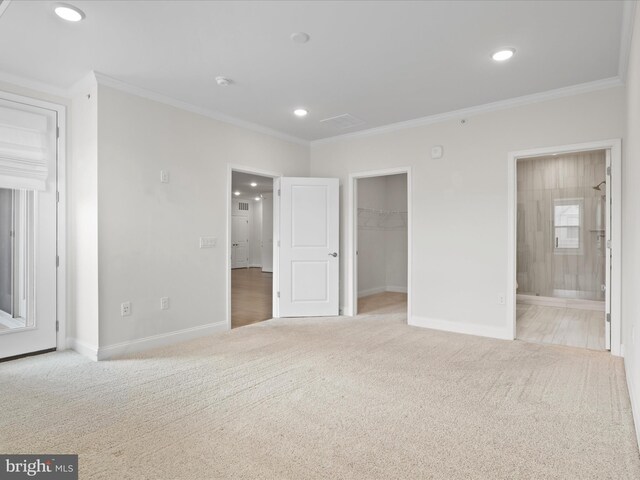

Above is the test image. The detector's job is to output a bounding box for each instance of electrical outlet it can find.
[121,301,131,316]
[160,170,169,183]
[160,297,170,310]
[498,294,505,305]
[199,236,217,248]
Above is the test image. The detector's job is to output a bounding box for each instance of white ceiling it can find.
[0,1,629,142]
[232,172,273,198]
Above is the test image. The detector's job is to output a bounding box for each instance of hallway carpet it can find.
[1,314,639,479]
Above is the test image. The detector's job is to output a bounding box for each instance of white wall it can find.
[261,193,274,273]
[622,5,640,450]
[69,75,99,352]
[96,85,308,351]
[311,86,626,337]
[357,176,388,296]
[249,199,262,267]
[384,174,408,292]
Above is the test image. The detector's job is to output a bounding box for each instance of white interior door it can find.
[605,150,612,350]
[0,98,57,359]
[278,177,339,317]
[231,214,249,268]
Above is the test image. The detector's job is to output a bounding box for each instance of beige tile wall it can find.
[517,150,606,301]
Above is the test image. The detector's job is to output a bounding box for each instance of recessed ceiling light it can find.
[254,197,261,201]
[234,191,240,196]
[294,108,308,117]
[491,48,515,62]
[290,32,310,44]
[54,3,85,22]
[250,182,257,187]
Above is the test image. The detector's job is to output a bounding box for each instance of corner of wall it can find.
[68,72,100,357]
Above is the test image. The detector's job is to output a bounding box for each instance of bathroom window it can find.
[553,198,583,253]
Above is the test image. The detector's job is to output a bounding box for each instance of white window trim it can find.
[553,197,584,256]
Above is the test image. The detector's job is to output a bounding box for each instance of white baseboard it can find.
[358,285,408,298]
[96,321,228,361]
[386,285,408,294]
[625,358,640,452]
[67,337,99,362]
[358,286,387,298]
[409,316,512,340]
[249,264,262,268]
[517,294,605,311]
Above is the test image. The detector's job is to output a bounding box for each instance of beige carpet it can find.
[1,313,639,479]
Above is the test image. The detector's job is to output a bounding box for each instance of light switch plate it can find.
[200,236,217,248]
[160,170,169,183]
[431,145,443,159]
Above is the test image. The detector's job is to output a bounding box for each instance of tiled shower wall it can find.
[516,150,606,301]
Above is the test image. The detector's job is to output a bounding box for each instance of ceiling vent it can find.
[320,113,365,130]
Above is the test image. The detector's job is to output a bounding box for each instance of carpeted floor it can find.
[1,313,639,479]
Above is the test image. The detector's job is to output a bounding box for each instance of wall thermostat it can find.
[431,145,443,159]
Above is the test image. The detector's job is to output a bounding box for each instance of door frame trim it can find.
[507,139,622,356]
[347,167,412,319]
[226,164,281,330]
[0,90,67,352]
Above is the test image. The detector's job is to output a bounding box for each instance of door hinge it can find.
[277,291,280,298]
[56,255,59,267]
[56,320,59,332]
[56,126,60,139]
[606,239,611,249]
[56,191,60,203]
[606,313,611,323]
[607,166,611,176]
[277,189,281,197]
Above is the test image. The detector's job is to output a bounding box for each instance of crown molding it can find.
[310,76,624,146]
[619,0,638,81]
[0,0,11,19]
[0,70,70,99]
[92,72,309,147]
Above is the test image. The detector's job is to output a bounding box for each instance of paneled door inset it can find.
[231,214,249,269]
[278,177,339,317]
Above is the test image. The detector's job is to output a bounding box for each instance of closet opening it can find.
[350,170,410,318]
[229,170,275,329]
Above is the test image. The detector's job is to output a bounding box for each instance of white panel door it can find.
[0,99,57,359]
[231,215,249,268]
[279,177,339,317]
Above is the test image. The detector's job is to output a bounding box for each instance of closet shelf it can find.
[357,207,408,229]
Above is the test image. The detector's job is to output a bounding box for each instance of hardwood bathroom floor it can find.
[516,303,605,350]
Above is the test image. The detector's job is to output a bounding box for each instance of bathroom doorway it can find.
[508,140,621,354]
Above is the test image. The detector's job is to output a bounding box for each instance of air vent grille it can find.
[238,202,249,211]
[320,113,365,130]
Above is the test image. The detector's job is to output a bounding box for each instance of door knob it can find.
[329,252,338,257]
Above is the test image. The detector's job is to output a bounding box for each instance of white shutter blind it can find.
[0,99,56,191]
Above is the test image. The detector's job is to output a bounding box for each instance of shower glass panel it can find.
[516,150,606,301]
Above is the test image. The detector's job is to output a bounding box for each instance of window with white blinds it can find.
[0,98,56,191]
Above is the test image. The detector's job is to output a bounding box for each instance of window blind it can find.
[0,99,56,191]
